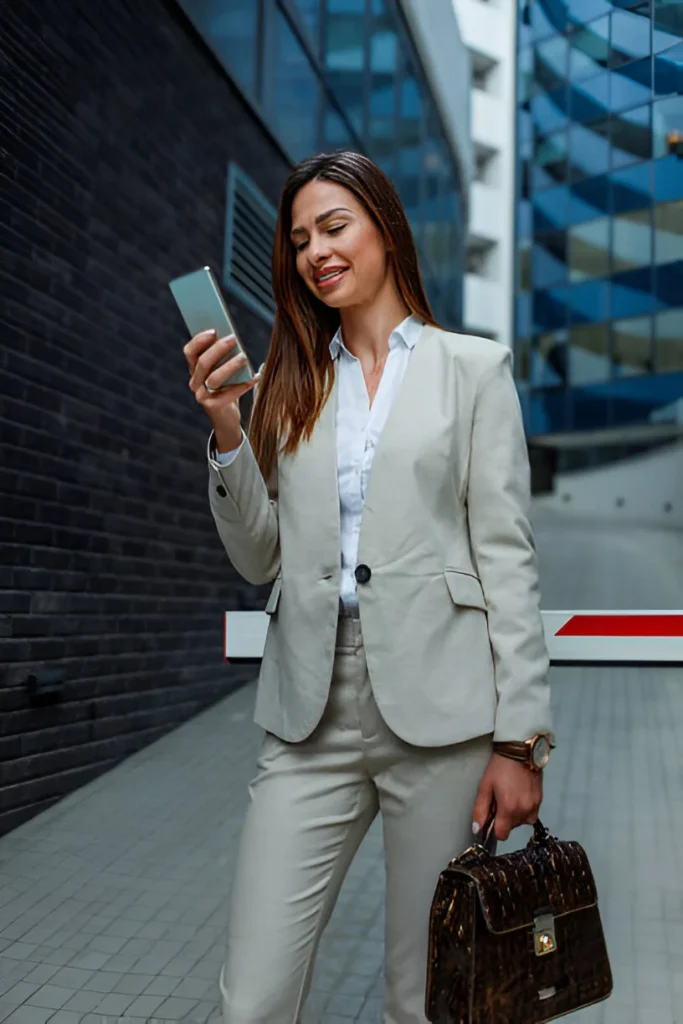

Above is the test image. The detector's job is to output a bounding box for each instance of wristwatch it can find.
[493,733,554,773]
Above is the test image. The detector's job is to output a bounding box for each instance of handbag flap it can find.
[446,837,598,935]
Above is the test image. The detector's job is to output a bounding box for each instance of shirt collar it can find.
[329,314,423,361]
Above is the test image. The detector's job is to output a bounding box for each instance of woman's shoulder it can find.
[426,325,512,376]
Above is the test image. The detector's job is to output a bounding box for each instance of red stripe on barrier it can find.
[556,614,683,637]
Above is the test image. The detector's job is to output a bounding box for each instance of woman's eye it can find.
[295,240,308,253]
[328,225,344,235]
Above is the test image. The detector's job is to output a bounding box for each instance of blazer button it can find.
[216,485,227,498]
[355,564,372,584]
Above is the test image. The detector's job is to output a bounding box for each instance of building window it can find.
[654,308,683,370]
[177,0,259,97]
[273,10,321,161]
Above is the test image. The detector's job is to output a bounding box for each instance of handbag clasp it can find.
[533,909,557,956]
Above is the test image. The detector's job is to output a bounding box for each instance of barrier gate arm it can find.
[223,610,683,665]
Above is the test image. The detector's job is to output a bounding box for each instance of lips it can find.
[314,266,348,288]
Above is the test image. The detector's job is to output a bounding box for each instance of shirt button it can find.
[355,564,372,584]
[216,485,227,498]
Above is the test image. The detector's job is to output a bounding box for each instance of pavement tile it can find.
[0,518,680,1022]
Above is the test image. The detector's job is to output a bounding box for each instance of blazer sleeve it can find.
[466,347,554,744]
[208,433,280,586]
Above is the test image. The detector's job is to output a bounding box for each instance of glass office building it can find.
[516,0,683,437]
[177,0,467,327]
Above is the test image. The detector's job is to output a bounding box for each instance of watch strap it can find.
[493,741,531,764]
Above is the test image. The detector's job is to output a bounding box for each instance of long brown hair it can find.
[249,150,440,481]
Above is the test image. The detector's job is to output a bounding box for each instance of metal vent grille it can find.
[224,163,277,324]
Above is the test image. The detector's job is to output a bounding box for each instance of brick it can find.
[0,0,283,834]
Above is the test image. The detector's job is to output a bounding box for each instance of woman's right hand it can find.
[184,330,259,453]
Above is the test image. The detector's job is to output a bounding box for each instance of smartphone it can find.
[169,266,255,388]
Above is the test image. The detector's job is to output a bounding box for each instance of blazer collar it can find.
[329,314,424,361]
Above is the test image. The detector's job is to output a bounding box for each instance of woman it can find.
[184,151,554,1024]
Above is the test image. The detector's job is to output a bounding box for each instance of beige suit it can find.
[209,325,553,1024]
[209,325,552,748]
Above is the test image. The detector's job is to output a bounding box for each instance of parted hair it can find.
[249,150,438,482]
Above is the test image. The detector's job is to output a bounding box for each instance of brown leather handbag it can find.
[425,814,612,1023]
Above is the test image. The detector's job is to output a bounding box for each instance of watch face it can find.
[532,736,551,769]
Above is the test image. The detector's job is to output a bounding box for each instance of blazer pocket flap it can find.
[444,570,487,611]
[264,576,282,615]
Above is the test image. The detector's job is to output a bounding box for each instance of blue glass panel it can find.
[611,265,655,316]
[612,315,653,377]
[517,290,532,337]
[536,34,568,84]
[396,59,424,237]
[325,0,366,136]
[655,308,683,371]
[568,16,610,80]
[533,130,568,189]
[610,9,653,67]
[533,287,569,331]
[566,278,609,322]
[529,387,569,434]
[569,217,610,279]
[654,154,683,200]
[611,161,653,212]
[655,259,683,306]
[654,0,683,49]
[533,186,570,232]
[322,100,354,150]
[571,385,611,430]
[654,40,683,95]
[178,0,258,96]
[654,199,683,265]
[518,198,533,239]
[613,208,652,273]
[368,4,398,170]
[611,104,652,168]
[519,45,534,105]
[653,94,683,156]
[273,11,319,161]
[519,2,533,50]
[569,175,611,222]
[605,372,683,426]
[533,330,569,385]
[533,232,568,287]
[610,58,653,111]
[531,89,569,133]
[292,0,320,48]
[532,0,564,41]
[569,323,611,384]
[569,119,610,179]
[519,106,533,145]
[569,74,610,122]
[566,0,612,24]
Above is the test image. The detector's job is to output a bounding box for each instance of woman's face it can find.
[290,179,389,308]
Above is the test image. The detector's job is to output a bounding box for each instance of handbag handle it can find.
[479,803,555,853]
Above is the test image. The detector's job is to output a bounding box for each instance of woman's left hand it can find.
[472,753,543,842]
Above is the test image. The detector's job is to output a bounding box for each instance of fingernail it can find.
[472,822,480,835]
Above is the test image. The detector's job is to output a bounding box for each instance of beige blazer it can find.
[208,325,553,748]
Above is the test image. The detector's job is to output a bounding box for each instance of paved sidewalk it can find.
[0,514,681,1023]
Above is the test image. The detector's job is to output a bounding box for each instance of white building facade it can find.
[452,0,517,346]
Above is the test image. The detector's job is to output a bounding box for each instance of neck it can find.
[338,280,411,367]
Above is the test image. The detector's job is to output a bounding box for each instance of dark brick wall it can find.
[0,0,290,835]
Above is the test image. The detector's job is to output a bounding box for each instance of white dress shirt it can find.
[211,314,424,611]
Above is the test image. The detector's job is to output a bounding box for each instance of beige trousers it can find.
[220,616,492,1024]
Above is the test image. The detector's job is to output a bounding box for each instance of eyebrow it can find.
[290,207,352,237]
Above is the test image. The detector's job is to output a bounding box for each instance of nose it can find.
[307,232,332,265]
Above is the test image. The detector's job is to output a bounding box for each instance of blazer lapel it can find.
[279,367,341,574]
